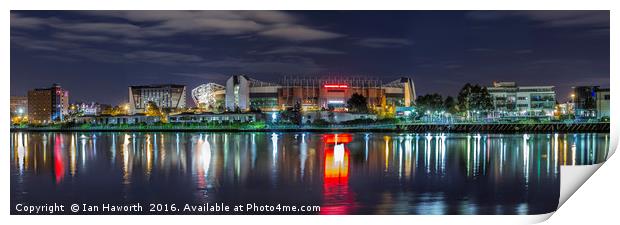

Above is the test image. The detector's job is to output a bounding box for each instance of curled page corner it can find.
[528,212,555,224]
[556,128,617,212]
[558,164,603,208]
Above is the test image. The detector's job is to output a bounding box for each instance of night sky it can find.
[10,10,609,106]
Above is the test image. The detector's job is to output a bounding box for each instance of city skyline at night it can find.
[7,7,614,219]
[11,11,609,106]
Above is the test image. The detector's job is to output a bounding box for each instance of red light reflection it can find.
[53,135,65,184]
[321,134,355,215]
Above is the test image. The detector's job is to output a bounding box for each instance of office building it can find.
[488,81,556,118]
[595,88,610,119]
[27,83,69,123]
[573,86,598,119]
[128,84,187,114]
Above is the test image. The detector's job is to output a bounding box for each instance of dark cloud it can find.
[170,72,229,80]
[11,11,343,41]
[198,56,324,74]
[257,46,345,55]
[124,50,204,65]
[357,38,412,48]
[259,25,344,41]
[52,32,112,42]
[467,10,609,28]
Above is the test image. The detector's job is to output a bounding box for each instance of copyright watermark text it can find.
[12,202,320,214]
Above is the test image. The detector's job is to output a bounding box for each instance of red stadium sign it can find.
[323,84,349,89]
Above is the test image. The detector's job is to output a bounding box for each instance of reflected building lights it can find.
[9,132,611,215]
[122,134,131,185]
[194,134,212,190]
[499,138,504,174]
[160,134,166,166]
[16,133,25,174]
[176,133,180,155]
[364,133,370,161]
[591,133,596,164]
[145,134,153,177]
[398,136,403,178]
[572,141,577,165]
[581,134,586,164]
[321,133,352,215]
[546,135,551,174]
[80,136,86,168]
[251,133,257,169]
[476,134,481,176]
[93,134,97,159]
[414,134,419,176]
[271,133,279,185]
[384,136,390,172]
[70,134,76,177]
[523,134,530,188]
[404,134,412,179]
[554,133,559,174]
[53,134,65,184]
[271,133,278,164]
[434,134,439,173]
[467,135,471,177]
[439,134,446,175]
[300,133,307,178]
[425,134,432,173]
[111,133,116,166]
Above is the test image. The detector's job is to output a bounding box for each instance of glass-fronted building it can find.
[488,82,556,118]
[128,84,187,114]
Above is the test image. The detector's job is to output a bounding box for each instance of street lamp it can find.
[271,112,278,122]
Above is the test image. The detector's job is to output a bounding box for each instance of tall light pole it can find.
[570,93,576,118]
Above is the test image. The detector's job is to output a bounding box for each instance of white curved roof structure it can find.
[191,83,225,109]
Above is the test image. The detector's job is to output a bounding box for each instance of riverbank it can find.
[10,122,610,133]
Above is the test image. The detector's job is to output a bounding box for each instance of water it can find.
[10,132,610,215]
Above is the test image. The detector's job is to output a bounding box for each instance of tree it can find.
[346,93,369,113]
[457,83,473,116]
[282,101,303,125]
[444,96,458,114]
[101,105,126,116]
[457,83,493,118]
[478,87,493,111]
[145,101,163,117]
[416,93,444,114]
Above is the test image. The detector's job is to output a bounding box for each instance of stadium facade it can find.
[217,75,416,112]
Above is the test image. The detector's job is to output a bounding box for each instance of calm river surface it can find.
[10,132,610,215]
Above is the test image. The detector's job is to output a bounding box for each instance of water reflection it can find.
[322,134,353,215]
[10,132,610,215]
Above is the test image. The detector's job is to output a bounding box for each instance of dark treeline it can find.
[416,83,493,118]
